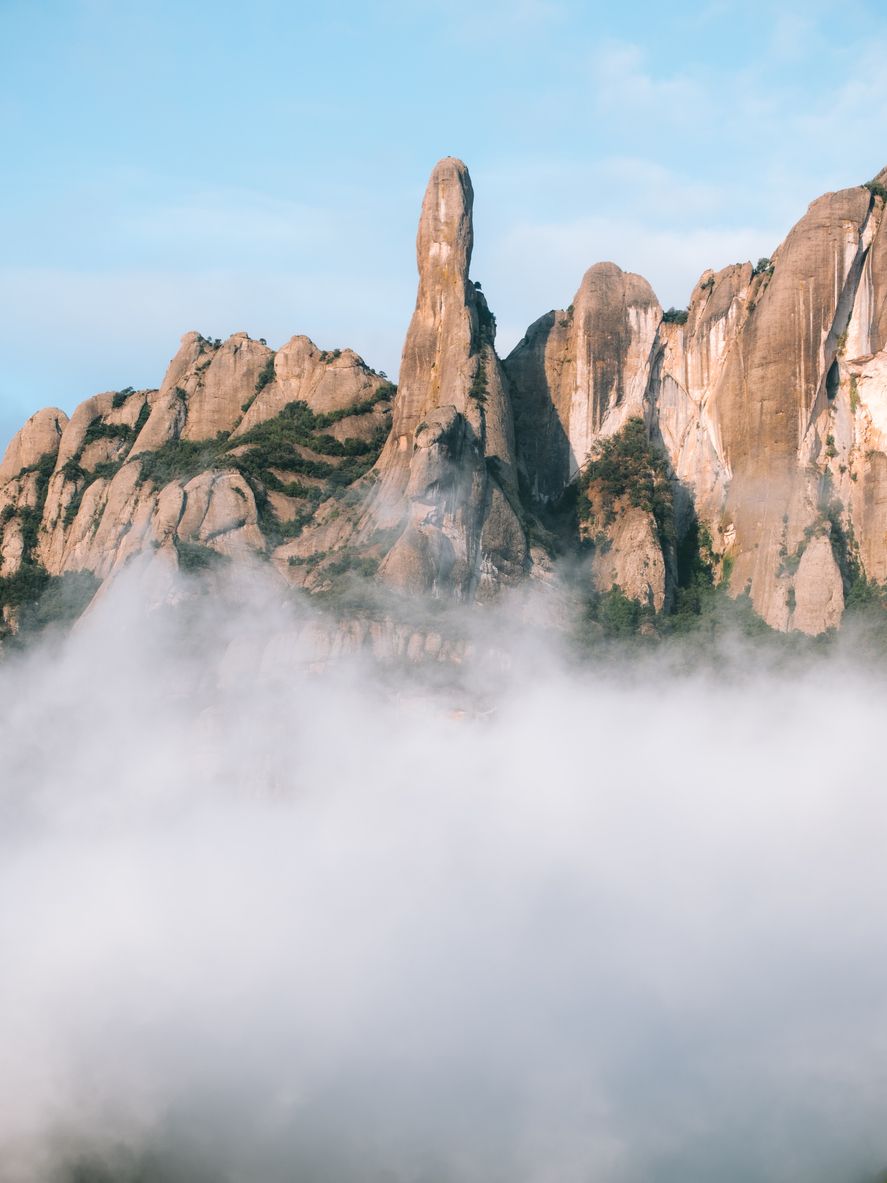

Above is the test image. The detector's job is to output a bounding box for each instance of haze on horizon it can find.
[2,0,887,452]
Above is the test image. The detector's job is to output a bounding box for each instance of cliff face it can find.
[506,262,661,501]
[366,157,526,599]
[0,331,393,626]
[646,185,885,632]
[506,176,887,635]
[3,159,887,641]
[273,157,527,602]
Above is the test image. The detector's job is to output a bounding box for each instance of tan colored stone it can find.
[5,161,887,641]
[235,336,389,433]
[505,262,660,500]
[591,506,667,611]
[359,157,526,597]
[0,408,67,483]
[176,471,265,558]
[181,333,272,441]
[790,534,844,634]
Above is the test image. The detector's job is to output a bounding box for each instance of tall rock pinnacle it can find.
[362,157,527,598]
[8,158,887,641]
[388,158,475,442]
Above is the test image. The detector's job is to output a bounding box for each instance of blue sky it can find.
[2,0,887,451]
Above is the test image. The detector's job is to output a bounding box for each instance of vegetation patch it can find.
[254,354,276,395]
[469,358,489,406]
[63,485,87,528]
[134,396,391,546]
[111,386,135,409]
[578,417,675,551]
[0,566,100,640]
[576,519,774,649]
[669,517,718,621]
[57,401,151,528]
[0,563,51,611]
[583,584,648,638]
[1,452,100,633]
[818,477,865,598]
[175,540,228,573]
[322,550,380,580]
[135,435,229,487]
[83,419,136,447]
[241,354,277,415]
[314,383,395,425]
[227,399,389,519]
[662,307,689,325]
[475,296,497,344]
[2,451,55,559]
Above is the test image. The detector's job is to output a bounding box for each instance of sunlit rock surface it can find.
[4,160,887,637]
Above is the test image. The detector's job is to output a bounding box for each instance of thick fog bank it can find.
[2,571,887,1183]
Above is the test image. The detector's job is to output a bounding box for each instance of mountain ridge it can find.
[3,156,887,643]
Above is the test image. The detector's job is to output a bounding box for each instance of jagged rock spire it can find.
[364,156,526,596]
[381,158,511,474]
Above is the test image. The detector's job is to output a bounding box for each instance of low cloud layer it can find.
[2,570,887,1182]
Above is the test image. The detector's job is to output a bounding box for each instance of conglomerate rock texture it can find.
[4,158,887,639]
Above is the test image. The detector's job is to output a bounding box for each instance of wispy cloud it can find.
[122,190,339,254]
[4,2,887,450]
[0,266,411,426]
[488,212,779,354]
[586,39,705,119]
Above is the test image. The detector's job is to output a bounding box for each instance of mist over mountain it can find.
[5,157,887,1183]
[3,563,887,1183]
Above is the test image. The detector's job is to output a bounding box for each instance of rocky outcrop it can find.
[575,416,677,613]
[0,325,394,637]
[643,183,887,633]
[0,408,68,484]
[0,408,68,580]
[648,265,749,532]
[236,336,388,432]
[132,331,271,451]
[4,160,887,641]
[790,533,844,635]
[505,262,661,502]
[506,175,887,634]
[278,157,528,601]
[589,506,668,611]
[707,187,871,625]
[362,156,527,599]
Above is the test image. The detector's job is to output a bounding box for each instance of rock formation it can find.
[0,328,393,631]
[3,158,887,642]
[366,157,527,598]
[506,262,661,500]
[506,173,887,635]
[276,157,528,600]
